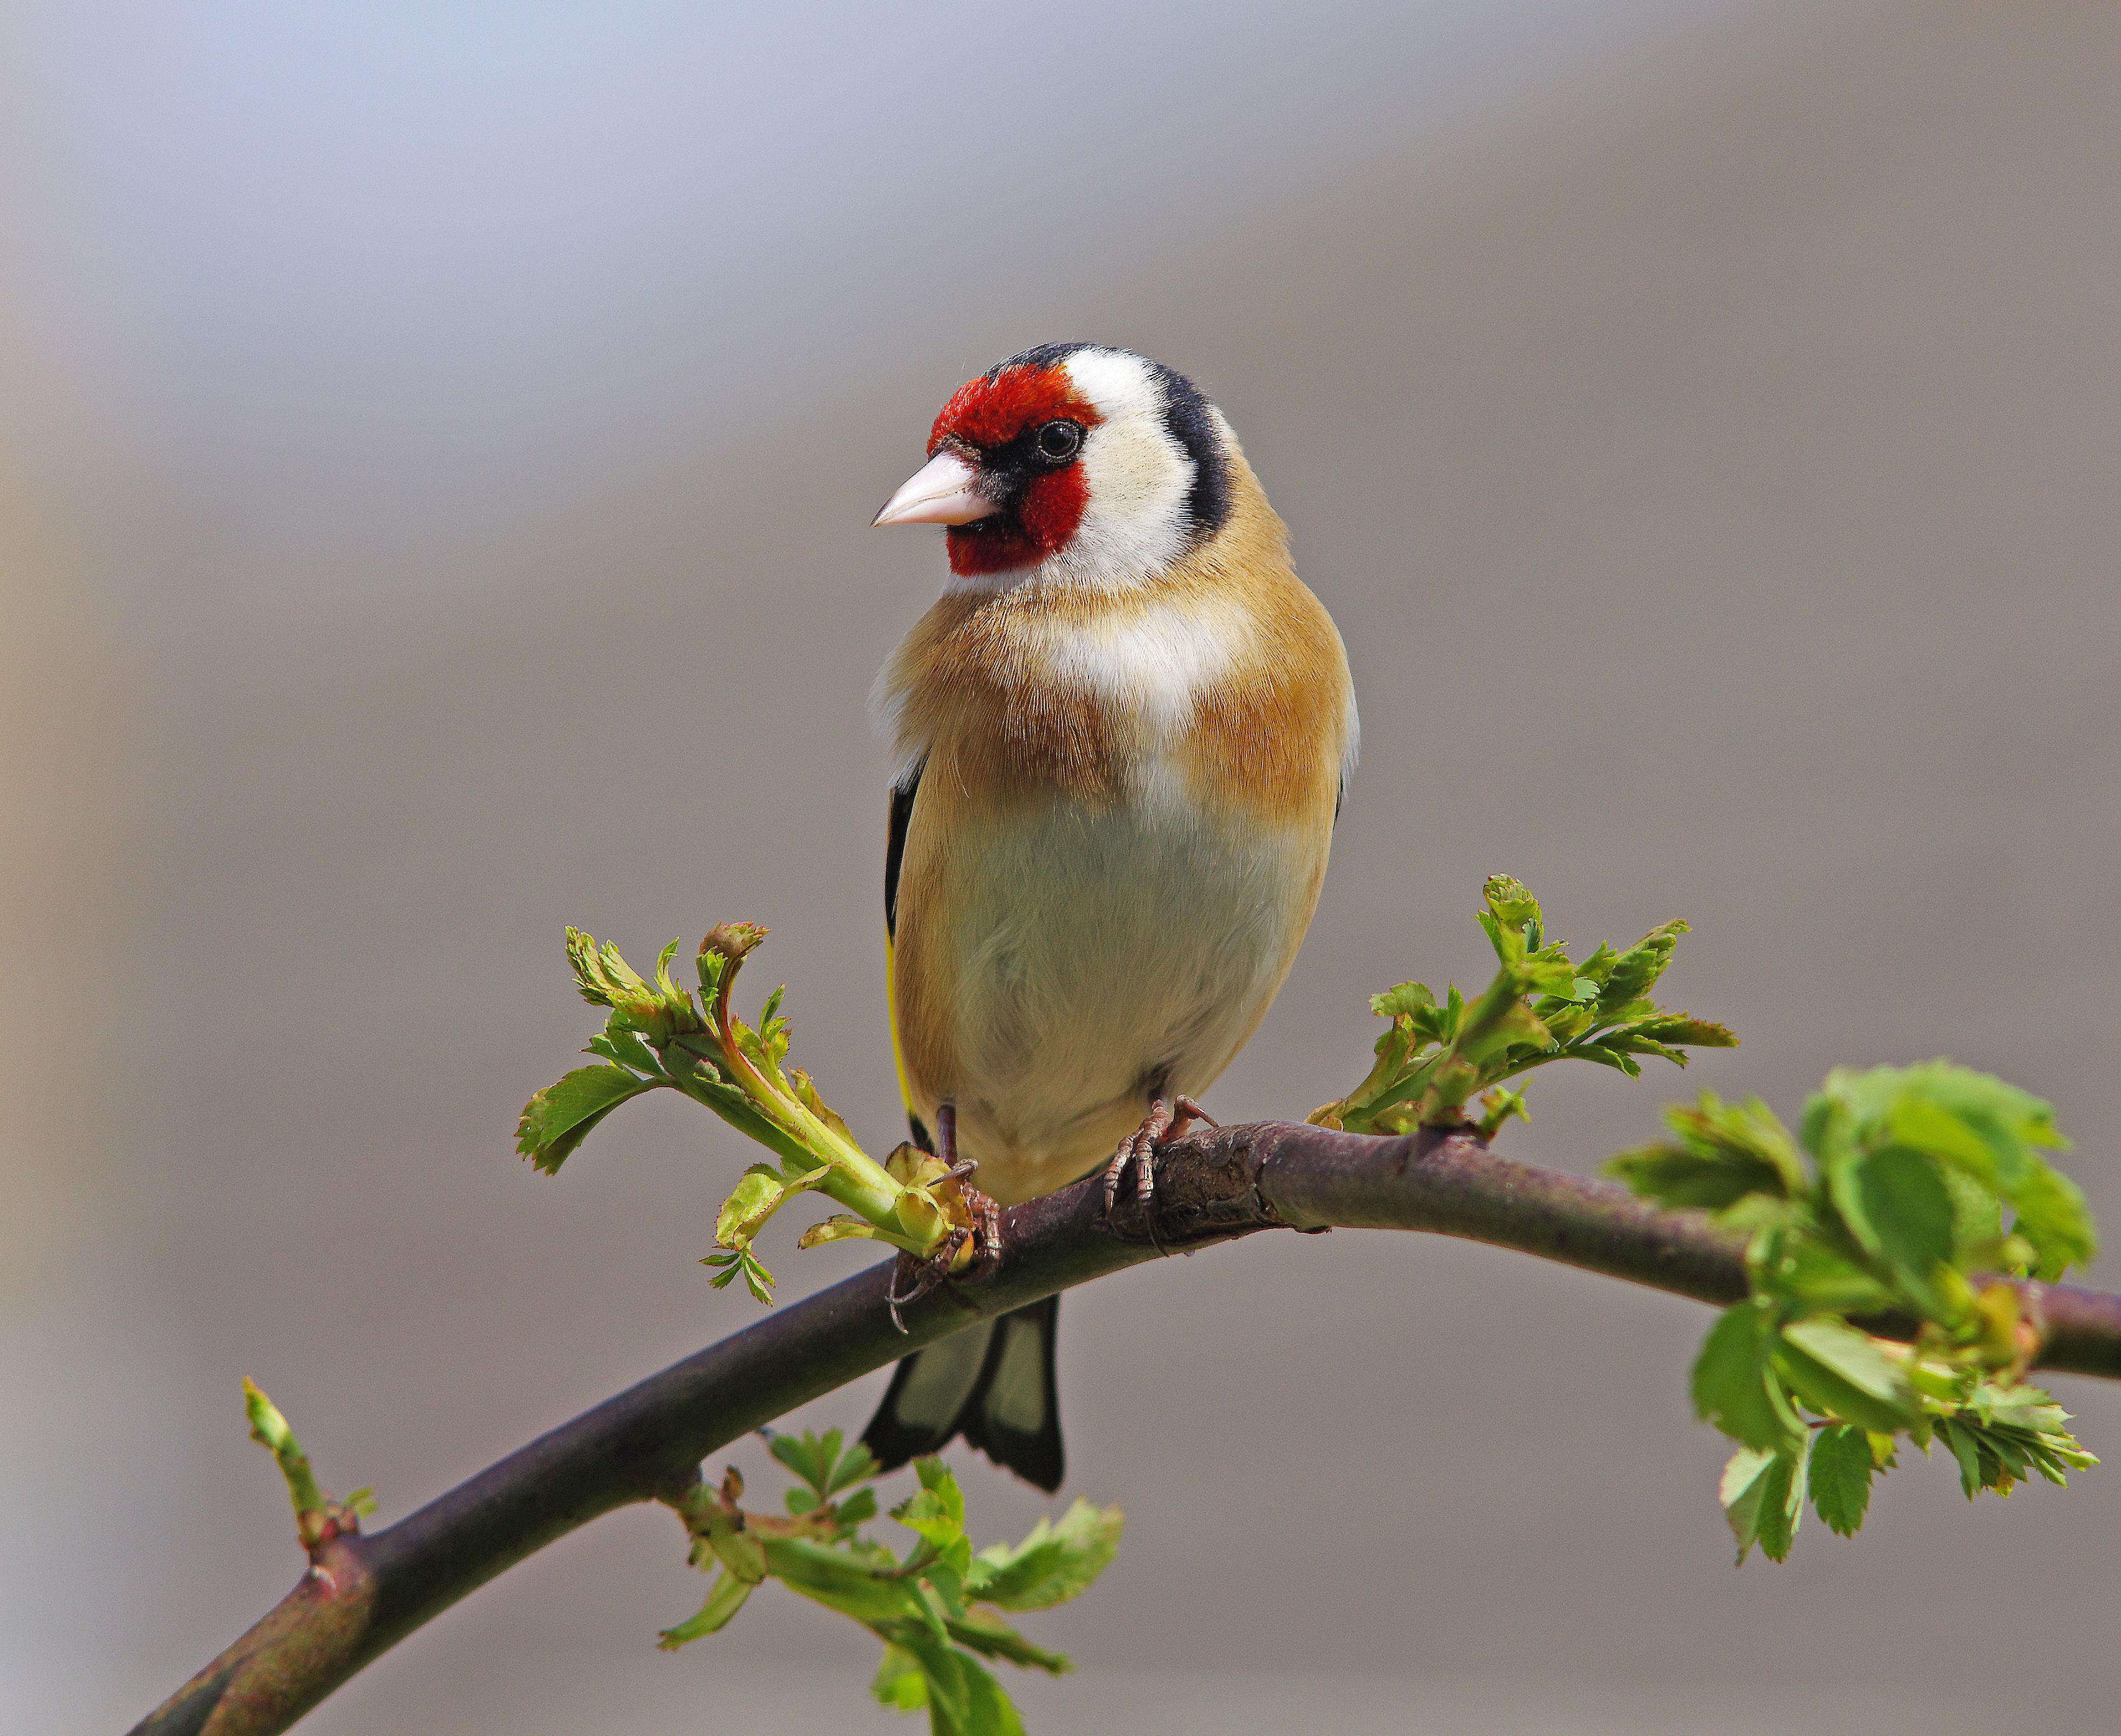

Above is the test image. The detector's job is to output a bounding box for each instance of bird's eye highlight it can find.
[1034,420,1084,462]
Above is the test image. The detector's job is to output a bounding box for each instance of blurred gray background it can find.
[6,1,2120,1729]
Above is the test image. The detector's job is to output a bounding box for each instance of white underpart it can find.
[870,586,1253,794]
[1041,589,1253,786]
[944,784,1319,1199]
[942,347,1199,595]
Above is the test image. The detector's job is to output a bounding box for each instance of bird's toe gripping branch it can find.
[884,1151,1004,1330]
[1101,1095,1218,1250]
[516,922,991,1306]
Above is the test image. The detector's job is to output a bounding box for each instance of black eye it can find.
[1034,420,1083,462]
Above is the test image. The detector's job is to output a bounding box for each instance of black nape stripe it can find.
[1142,358,1232,543]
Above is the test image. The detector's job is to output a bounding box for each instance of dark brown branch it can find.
[131,1123,2121,1736]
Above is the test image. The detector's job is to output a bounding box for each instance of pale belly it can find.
[897,790,1325,1204]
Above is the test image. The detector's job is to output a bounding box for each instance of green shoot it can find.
[1312,875,1735,1136]
[660,1432,1121,1735]
[242,1378,375,1555]
[1609,1063,2099,1561]
[517,926,982,1299]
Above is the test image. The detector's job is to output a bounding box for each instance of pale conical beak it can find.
[872,449,998,527]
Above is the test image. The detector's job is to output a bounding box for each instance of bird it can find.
[860,342,1357,1491]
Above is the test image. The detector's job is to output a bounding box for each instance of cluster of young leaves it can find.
[661,1429,1122,1736]
[1607,1062,2099,1562]
[515,925,977,1300]
[1311,876,1735,1138]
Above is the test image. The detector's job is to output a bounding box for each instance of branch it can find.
[132,1122,2121,1735]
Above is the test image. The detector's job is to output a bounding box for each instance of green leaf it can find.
[967,1500,1125,1612]
[1972,1383,2072,1434]
[1475,890,1539,963]
[717,1164,814,1250]
[797,1214,893,1250]
[656,1571,754,1648]
[827,1439,880,1497]
[945,1608,1074,1674]
[1627,1014,1739,1050]
[514,1065,657,1175]
[1934,1418,1991,1499]
[924,1561,968,1625]
[1689,1095,1805,1193]
[1719,1447,1774,1563]
[702,1246,777,1302]
[565,927,707,1041]
[1595,920,1687,1011]
[1813,1062,2068,1194]
[1719,1442,1808,1564]
[1773,1319,1920,1433]
[1370,982,1436,1018]
[763,1536,930,1625]
[1836,1147,1956,1304]
[885,1631,973,1732]
[2010,1161,2097,1281]
[871,1643,928,1712]
[891,1633,1026,1736]
[1889,1095,2021,1186]
[1605,1093,1804,1212]
[1753,1437,1808,1562]
[585,1026,662,1075]
[1936,1161,2005,1260]
[1808,1424,1875,1536]
[893,1457,968,1552]
[705,1523,767,1585]
[1692,1305,1799,1451]
[955,1651,1034,1735]
[1750,1233,1898,1314]
[769,1428,839,1498]
[1604,1144,1754,1212]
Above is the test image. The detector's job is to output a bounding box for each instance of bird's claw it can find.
[884,1147,1005,1332]
[887,1227,970,1334]
[958,1172,1005,1284]
[1102,1095,1216,1251]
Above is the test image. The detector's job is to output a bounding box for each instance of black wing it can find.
[885,759,931,1154]
[884,758,924,942]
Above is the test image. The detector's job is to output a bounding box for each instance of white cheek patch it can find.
[1066,418,1194,587]
[1059,350,1197,589]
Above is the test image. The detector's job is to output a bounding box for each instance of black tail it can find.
[860,1295,1064,1493]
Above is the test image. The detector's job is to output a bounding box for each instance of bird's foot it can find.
[945,1159,1005,1284]
[886,1103,1005,1332]
[931,1101,1005,1279]
[1102,1095,1217,1250]
[887,1227,968,1334]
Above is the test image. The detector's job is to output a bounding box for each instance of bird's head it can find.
[873,343,1233,589]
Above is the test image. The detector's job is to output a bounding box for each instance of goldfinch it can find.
[861,343,1357,1490]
